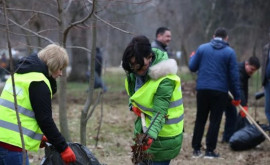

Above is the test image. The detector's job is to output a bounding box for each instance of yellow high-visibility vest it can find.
[0,72,52,151]
[125,74,184,137]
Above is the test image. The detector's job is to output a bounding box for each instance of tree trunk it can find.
[58,0,70,141]
[68,29,89,82]
[80,13,97,145]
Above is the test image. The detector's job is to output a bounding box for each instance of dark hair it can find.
[214,27,228,39]
[156,27,170,37]
[122,35,152,73]
[248,56,260,69]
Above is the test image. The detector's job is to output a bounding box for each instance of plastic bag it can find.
[40,142,101,165]
[229,124,266,151]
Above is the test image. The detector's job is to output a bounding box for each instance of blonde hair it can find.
[38,44,69,75]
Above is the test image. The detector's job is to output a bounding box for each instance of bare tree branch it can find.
[20,13,37,27]
[15,41,43,50]
[64,0,73,12]
[94,13,133,34]
[63,0,96,44]
[86,91,102,121]
[7,18,54,44]
[66,45,92,53]
[95,91,103,148]
[107,0,153,5]
[0,28,58,37]
[6,8,60,23]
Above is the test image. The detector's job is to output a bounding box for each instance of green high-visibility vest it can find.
[0,72,52,151]
[125,74,184,137]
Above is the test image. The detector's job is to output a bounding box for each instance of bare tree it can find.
[1,0,27,164]
[1,0,95,141]
[80,0,97,145]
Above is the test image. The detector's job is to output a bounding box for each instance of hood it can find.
[16,53,49,76]
[210,38,229,49]
[148,59,178,80]
[15,54,57,94]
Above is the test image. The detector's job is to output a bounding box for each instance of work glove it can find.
[61,146,76,163]
[39,136,48,148]
[240,106,248,118]
[132,106,141,117]
[231,99,241,106]
[142,135,153,151]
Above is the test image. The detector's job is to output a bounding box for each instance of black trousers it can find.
[192,89,227,152]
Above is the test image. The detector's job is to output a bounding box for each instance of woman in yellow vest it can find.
[0,44,76,164]
[122,35,184,165]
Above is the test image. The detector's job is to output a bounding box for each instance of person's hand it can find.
[142,136,153,151]
[240,106,248,118]
[132,106,141,117]
[61,146,76,163]
[189,51,195,58]
[40,136,48,148]
[231,99,241,106]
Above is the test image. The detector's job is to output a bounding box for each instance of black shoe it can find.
[192,150,203,158]
[204,151,220,159]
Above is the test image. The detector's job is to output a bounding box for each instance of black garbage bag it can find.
[229,124,266,151]
[40,142,101,165]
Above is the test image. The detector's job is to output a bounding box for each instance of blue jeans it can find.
[265,81,270,125]
[138,160,171,165]
[0,146,29,165]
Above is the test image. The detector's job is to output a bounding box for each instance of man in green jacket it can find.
[122,35,184,165]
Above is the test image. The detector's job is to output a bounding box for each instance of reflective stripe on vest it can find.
[144,113,184,125]
[0,98,35,118]
[134,98,183,112]
[0,120,42,140]
[0,72,52,151]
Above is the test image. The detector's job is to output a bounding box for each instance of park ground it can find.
[29,67,270,165]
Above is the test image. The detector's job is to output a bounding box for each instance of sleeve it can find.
[240,89,247,106]
[147,78,175,139]
[229,52,241,100]
[188,48,201,72]
[239,81,248,106]
[29,81,68,153]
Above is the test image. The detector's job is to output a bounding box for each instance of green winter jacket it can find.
[125,49,184,161]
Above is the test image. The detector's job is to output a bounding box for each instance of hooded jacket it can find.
[189,38,241,100]
[0,54,67,153]
[126,49,183,161]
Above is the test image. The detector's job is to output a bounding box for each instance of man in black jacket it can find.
[222,56,260,142]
